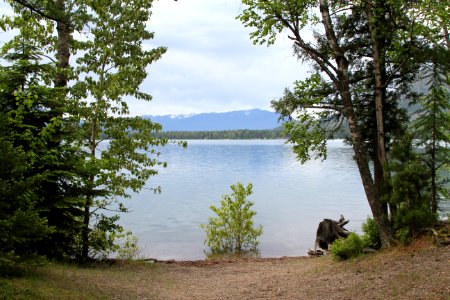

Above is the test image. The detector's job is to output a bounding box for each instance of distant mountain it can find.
[143,109,281,131]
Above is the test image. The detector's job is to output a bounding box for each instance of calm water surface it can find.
[118,139,372,260]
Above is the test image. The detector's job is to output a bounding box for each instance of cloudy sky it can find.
[0,0,312,116]
[132,0,311,116]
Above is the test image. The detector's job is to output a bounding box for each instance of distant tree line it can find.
[154,128,285,139]
[153,123,351,140]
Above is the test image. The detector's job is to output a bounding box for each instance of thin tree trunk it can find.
[81,193,92,259]
[341,84,392,247]
[82,118,98,259]
[431,97,438,213]
[366,0,396,224]
[373,147,388,215]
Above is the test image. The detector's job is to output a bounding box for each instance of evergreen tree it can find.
[1,0,169,260]
[413,65,450,214]
[0,40,83,263]
[1,1,88,259]
[386,134,436,239]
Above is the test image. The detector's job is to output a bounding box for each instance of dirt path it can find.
[61,236,448,300]
[5,236,449,299]
[144,241,449,300]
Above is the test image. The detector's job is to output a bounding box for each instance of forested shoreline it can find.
[153,128,284,140]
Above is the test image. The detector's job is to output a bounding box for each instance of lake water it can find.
[116,139,375,260]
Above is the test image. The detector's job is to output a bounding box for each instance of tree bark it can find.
[341,82,392,247]
[54,0,70,89]
[268,0,394,247]
[82,117,98,259]
[366,0,396,224]
[320,0,393,247]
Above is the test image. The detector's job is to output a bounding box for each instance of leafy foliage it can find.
[330,233,364,261]
[72,0,168,259]
[0,0,167,263]
[200,183,263,255]
[361,217,381,250]
[116,232,140,260]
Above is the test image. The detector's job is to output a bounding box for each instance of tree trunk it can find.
[319,0,392,247]
[366,0,396,225]
[431,99,437,213]
[54,0,70,89]
[82,117,98,259]
[373,148,388,215]
[81,195,91,259]
[341,84,392,247]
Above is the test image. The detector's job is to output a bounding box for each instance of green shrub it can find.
[0,252,45,277]
[116,232,140,260]
[361,217,381,249]
[200,183,263,255]
[330,233,364,260]
[395,227,411,245]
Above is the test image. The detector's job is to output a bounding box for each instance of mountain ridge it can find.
[142,109,281,131]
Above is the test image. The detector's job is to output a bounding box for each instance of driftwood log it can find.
[430,228,450,246]
[308,215,350,256]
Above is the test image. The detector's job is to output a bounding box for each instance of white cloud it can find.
[132,0,310,116]
[0,0,312,116]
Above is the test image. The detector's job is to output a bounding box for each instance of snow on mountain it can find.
[142,109,280,131]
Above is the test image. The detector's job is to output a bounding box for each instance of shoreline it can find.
[4,235,449,299]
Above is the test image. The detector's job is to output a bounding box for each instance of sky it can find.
[0,0,312,116]
[133,0,311,116]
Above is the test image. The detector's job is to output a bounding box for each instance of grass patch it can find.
[0,267,107,299]
[0,261,162,299]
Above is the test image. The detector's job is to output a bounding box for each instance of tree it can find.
[0,38,83,262]
[413,65,450,214]
[237,0,442,246]
[0,85,51,271]
[1,1,88,259]
[200,183,263,255]
[1,0,169,260]
[386,133,436,239]
[237,0,419,246]
[72,0,167,259]
[411,0,450,215]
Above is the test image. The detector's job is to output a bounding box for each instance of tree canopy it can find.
[0,0,168,265]
[238,0,449,246]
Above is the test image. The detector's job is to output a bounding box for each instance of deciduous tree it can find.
[72,0,168,259]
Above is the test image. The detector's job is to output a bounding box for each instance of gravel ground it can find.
[7,234,448,299]
[73,235,448,300]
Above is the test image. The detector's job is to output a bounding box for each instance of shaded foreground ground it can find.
[1,236,449,299]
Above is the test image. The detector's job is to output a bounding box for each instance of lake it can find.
[118,139,372,260]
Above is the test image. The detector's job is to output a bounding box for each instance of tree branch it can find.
[11,0,72,28]
[304,104,344,113]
